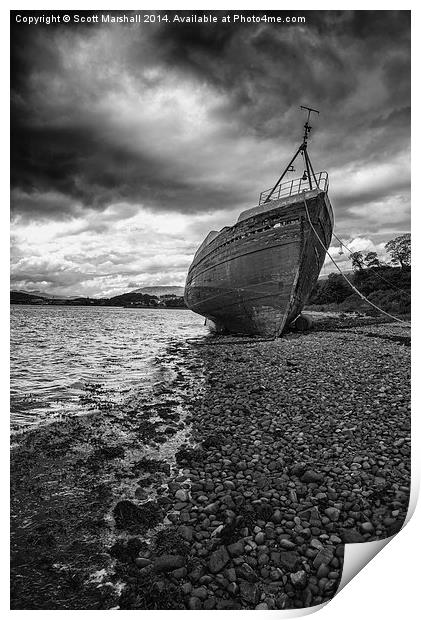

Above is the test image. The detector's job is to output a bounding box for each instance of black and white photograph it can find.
[10,8,411,612]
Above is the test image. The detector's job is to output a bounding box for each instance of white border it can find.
[4,3,418,619]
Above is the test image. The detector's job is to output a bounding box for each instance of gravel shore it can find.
[10,315,411,610]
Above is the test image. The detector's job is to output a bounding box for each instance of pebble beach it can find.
[10,314,411,610]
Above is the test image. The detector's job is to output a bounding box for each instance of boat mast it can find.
[264,105,320,203]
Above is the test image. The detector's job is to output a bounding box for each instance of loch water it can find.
[10,305,206,432]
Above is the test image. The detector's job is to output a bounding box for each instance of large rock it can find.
[135,557,151,568]
[313,547,334,569]
[317,564,330,579]
[299,506,321,525]
[361,522,374,534]
[175,489,189,502]
[290,463,307,477]
[172,567,187,579]
[237,563,258,582]
[189,566,205,583]
[301,470,323,484]
[134,487,148,500]
[239,580,259,605]
[280,551,300,571]
[188,597,202,610]
[178,525,193,541]
[325,507,341,522]
[204,502,219,515]
[153,554,185,572]
[272,509,282,523]
[191,586,208,600]
[209,546,230,573]
[341,528,365,543]
[290,570,308,589]
[227,540,244,557]
[270,551,281,565]
[279,538,295,550]
[203,598,217,610]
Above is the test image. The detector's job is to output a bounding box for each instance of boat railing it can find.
[259,171,329,205]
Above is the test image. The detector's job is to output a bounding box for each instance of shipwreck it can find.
[184,107,334,337]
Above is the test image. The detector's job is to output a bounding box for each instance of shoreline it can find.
[10,314,411,610]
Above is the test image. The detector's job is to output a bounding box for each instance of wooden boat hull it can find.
[184,189,333,337]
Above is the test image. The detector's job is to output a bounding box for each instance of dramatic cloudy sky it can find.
[11,10,410,297]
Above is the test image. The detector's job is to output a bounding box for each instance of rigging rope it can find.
[331,232,411,297]
[302,196,406,324]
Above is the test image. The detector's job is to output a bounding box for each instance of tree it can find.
[385,234,411,268]
[350,251,364,271]
[320,273,352,304]
[364,251,381,268]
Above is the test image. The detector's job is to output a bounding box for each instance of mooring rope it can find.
[303,196,406,324]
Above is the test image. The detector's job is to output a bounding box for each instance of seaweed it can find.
[113,500,164,533]
[119,574,185,610]
[132,458,171,476]
[153,527,190,557]
[108,537,146,563]
[175,446,205,466]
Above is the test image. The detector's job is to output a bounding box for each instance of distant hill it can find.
[11,291,46,304]
[132,286,185,298]
[11,285,187,307]
[11,289,77,300]
[107,291,158,305]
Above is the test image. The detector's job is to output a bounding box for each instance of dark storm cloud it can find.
[154,15,355,126]
[153,11,409,137]
[11,10,410,224]
[335,178,410,210]
[11,114,246,218]
[11,188,84,221]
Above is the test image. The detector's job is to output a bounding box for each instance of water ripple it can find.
[10,306,206,431]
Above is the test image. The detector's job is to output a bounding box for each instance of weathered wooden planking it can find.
[184,190,333,337]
